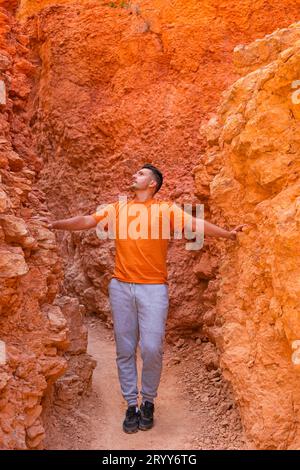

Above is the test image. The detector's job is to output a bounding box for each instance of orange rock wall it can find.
[0,5,67,449]
[0,3,96,449]
[197,22,300,449]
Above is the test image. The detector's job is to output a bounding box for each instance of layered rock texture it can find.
[0,2,95,449]
[0,4,67,449]
[196,22,300,449]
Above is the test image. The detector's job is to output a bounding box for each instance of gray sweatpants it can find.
[108,278,169,406]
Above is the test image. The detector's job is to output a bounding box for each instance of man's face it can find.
[131,168,156,192]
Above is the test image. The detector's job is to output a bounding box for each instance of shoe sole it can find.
[123,425,139,434]
[138,422,154,431]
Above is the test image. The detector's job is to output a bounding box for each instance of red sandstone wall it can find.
[0,4,95,449]
[0,5,67,449]
[197,22,300,449]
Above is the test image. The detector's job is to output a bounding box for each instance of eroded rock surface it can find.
[0,5,67,449]
[197,22,300,449]
[0,4,95,449]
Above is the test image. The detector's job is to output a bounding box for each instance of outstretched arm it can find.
[34,215,97,231]
[192,217,246,240]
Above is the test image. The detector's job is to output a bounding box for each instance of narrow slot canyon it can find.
[0,0,300,450]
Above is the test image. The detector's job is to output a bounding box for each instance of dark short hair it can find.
[142,163,163,194]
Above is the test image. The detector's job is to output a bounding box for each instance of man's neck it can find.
[133,192,154,202]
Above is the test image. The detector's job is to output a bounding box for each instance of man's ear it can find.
[149,179,156,189]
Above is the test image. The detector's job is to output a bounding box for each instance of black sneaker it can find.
[139,401,154,431]
[123,406,140,434]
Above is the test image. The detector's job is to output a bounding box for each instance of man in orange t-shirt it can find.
[46,163,245,434]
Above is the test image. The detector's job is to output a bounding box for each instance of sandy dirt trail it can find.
[46,317,247,450]
[84,322,199,450]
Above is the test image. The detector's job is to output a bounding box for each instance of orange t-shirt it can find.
[91,198,193,284]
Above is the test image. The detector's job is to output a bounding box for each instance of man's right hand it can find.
[228,224,247,240]
[31,216,54,229]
